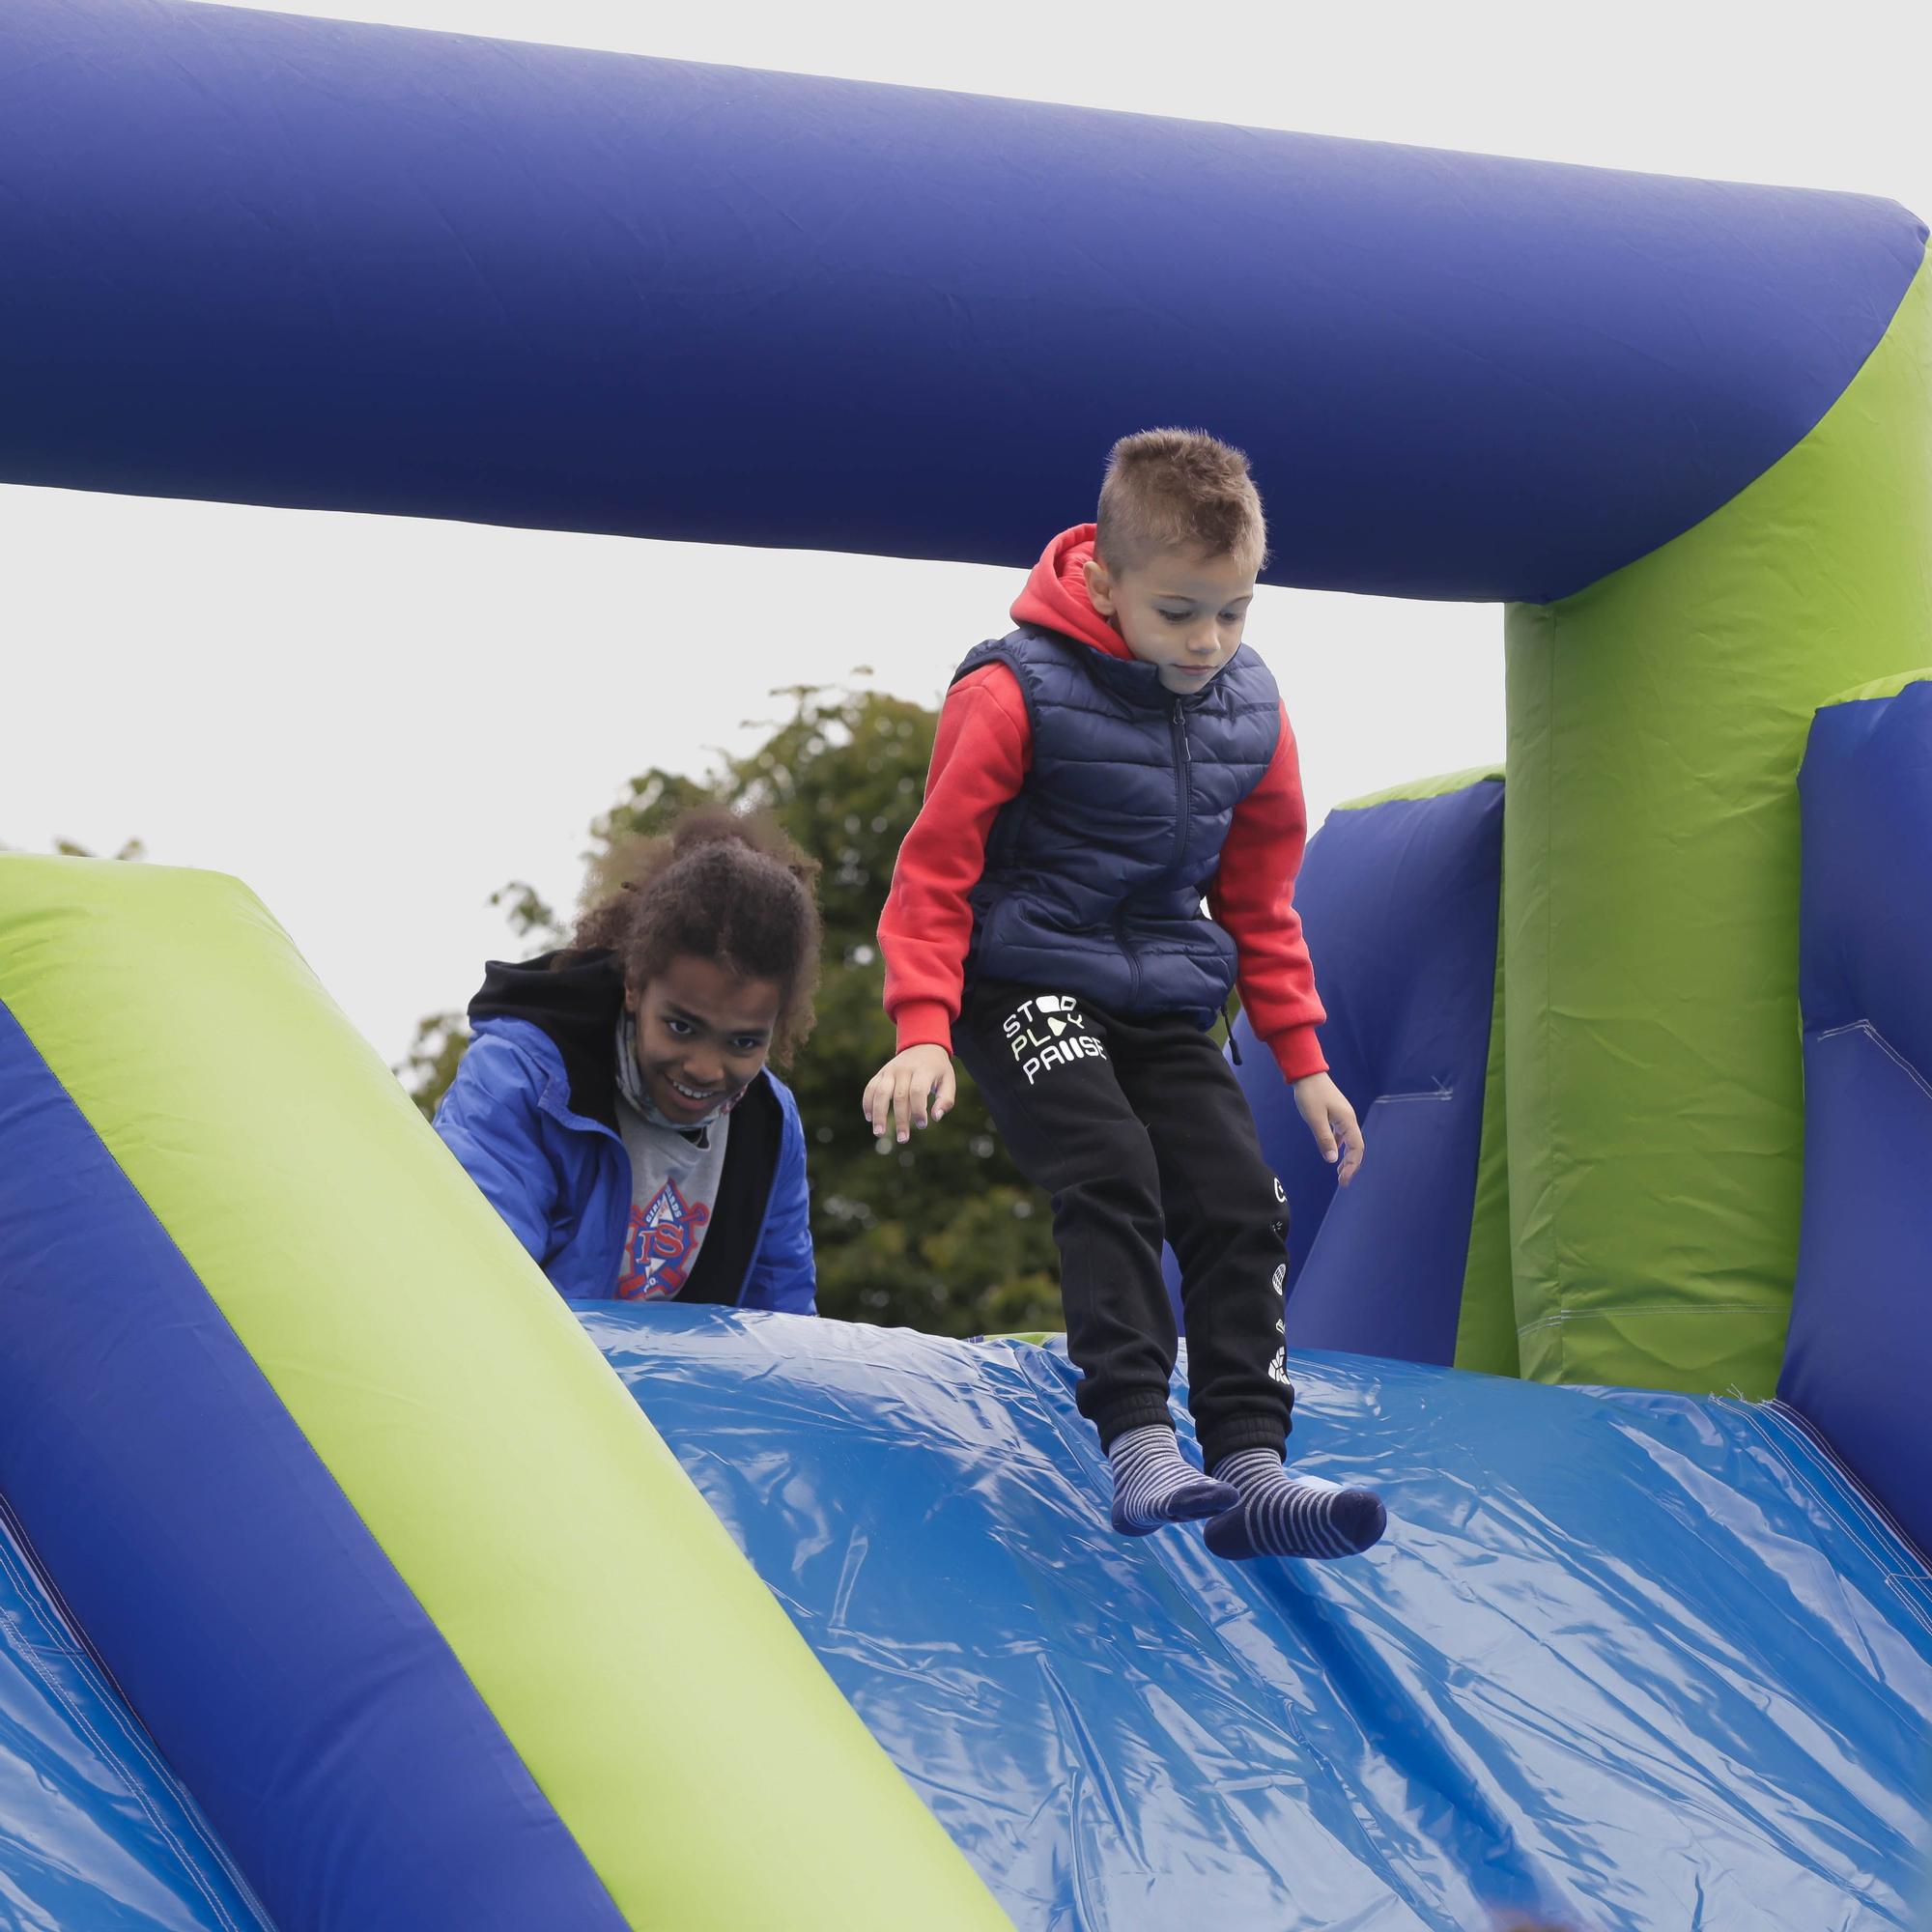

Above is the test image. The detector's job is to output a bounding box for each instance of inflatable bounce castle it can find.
[2,4,1928,1926]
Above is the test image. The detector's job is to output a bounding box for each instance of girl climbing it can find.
[435,810,820,1311]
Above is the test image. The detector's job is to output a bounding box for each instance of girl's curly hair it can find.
[563,808,822,1065]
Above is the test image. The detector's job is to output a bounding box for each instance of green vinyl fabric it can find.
[1453,872,1516,1380]
[1501,251,1932,1395]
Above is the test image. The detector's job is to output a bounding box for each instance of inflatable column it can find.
[1504,265,1932,1394]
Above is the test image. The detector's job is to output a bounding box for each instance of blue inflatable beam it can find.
[0,0,1922,601]
[0,1006,628,1932]
[1781,676,1932,1558]
[593,1303,1932,1931]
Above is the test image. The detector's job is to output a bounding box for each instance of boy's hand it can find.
[1293,1072,1364,1186]
[863,1045,957,1145]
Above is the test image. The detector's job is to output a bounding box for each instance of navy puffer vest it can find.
[958,625,1282,1024]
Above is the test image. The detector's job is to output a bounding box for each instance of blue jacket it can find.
[433,952,815,1311]
[958,626,1283,1025]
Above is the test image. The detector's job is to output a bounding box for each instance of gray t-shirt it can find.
[612,1098,729,1300]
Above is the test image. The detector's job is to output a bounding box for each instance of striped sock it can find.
[1204,1449,1387,1561]
[1107,1425,1240,1537]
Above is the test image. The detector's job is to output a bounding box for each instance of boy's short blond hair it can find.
[1095,428,1267,577]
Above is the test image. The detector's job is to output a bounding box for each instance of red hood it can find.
[1009,525,1131,660]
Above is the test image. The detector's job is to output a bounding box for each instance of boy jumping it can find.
[863,429,1385,1561]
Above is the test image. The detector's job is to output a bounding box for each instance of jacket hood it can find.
[1010,524,1132,660]
[469,949,625,1125]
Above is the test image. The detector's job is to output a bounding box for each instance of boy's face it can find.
[1085,546,1257,695]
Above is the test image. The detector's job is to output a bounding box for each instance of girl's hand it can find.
[1293,1072,1364,1186]
[863,1045,957,1145]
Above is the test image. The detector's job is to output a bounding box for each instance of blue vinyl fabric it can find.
[1221,778,1504,1363]
[433,1019,817,1310]
[1782,679,1932,1559]
[589,1300,1932,1931]
[0,0,1923,601]
[0,1502,270,1932]
[0,1005,629,1932]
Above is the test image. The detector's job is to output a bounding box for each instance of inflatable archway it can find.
[9,0,1928,1397]
[3,3,1928,1926]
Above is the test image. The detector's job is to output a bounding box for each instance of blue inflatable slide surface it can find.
[3,1298,1927,1928]
[0,1497,271,1931]
[590,1304,1929,1932]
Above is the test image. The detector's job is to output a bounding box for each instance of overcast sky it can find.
[6,0,1925,1068]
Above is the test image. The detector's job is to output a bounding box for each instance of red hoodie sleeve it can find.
[878,665,1032,1055]
[1209,701,1329,1083]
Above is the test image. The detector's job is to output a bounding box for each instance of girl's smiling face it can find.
[626,953,782,1122]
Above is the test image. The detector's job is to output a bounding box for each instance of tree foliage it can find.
[2,837,147,862]
[403,685,1062,1336]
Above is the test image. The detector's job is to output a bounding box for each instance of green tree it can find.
[1,837,147,861]
[403,685,1062,1336]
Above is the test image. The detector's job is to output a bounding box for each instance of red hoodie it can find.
[878,526,1328,1084]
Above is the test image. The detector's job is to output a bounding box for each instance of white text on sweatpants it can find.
[1003,993,1110,1087]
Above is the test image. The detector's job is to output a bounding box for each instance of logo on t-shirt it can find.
[617,1179,711,1300]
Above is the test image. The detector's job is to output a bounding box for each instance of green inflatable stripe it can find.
[1454,864,1518,1379]
[1502,249,1932,1397]
[1332,764,1506,811]
[1820,666,1932,707]
[0,857,1009,1932]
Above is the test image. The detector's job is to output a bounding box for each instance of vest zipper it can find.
[1110,695,1194,1009]
[1169,698,1192,885]
[1114,902,1141,1005]
[1120,699,1192,1008]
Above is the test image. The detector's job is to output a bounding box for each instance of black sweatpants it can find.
[956,978,1294,1466]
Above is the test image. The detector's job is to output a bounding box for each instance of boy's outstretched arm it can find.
[1291,1070,1365,1186]
[1210,702,1365,1185]
[863,1042,955,1145]
[866,666,1031,1143]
